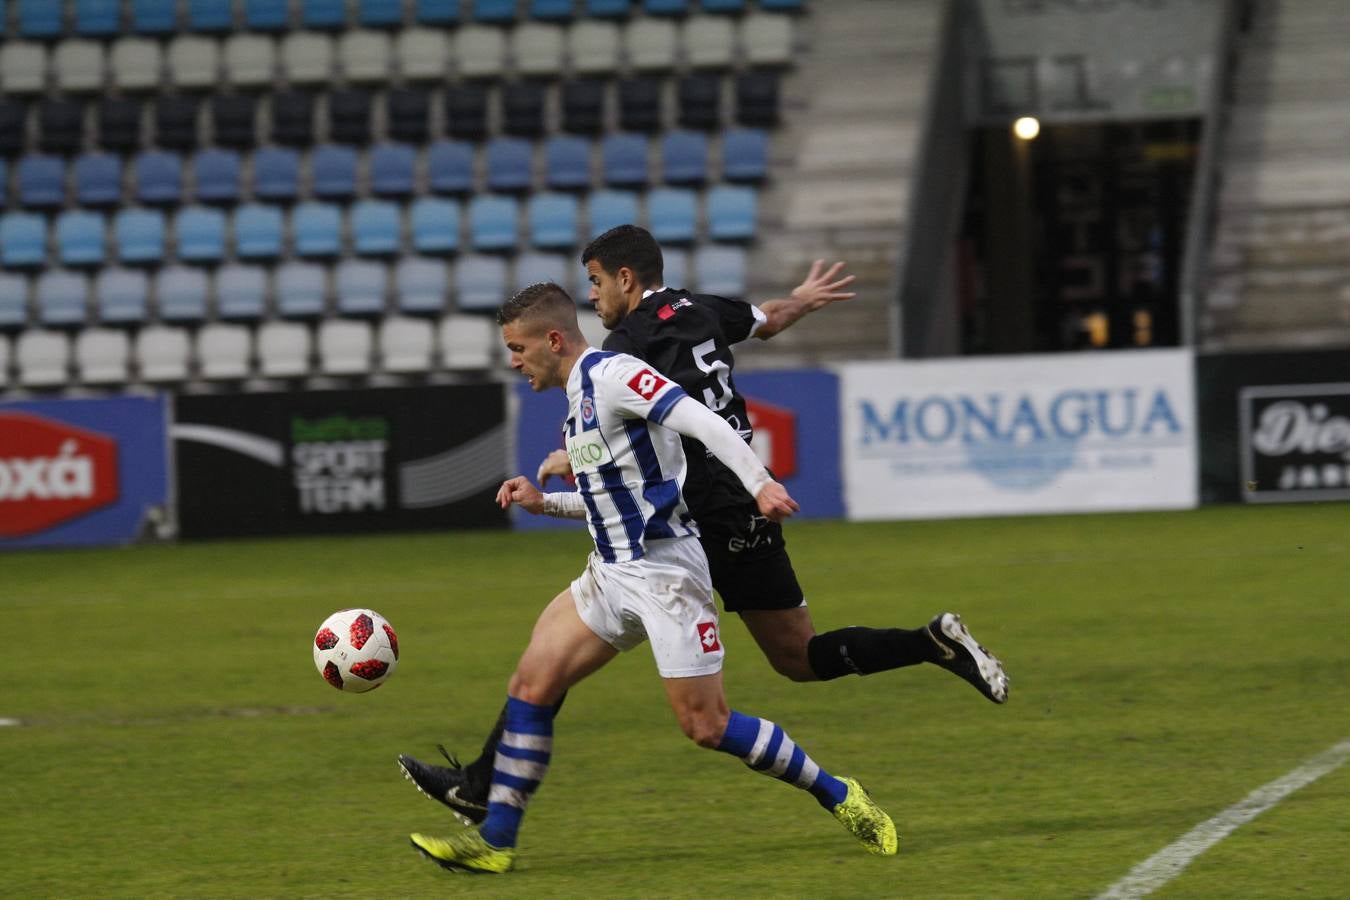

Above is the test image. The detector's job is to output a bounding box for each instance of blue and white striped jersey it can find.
[563,348,700,563]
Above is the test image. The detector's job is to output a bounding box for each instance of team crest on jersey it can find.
[627,368,668,401]
[581,395,596,426]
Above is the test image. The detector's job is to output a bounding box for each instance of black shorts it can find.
[696,500,805,613]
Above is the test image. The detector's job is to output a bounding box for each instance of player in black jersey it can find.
[398,227,1009,825]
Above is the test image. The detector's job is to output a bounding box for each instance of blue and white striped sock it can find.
[715,710,849,809]
[478,696,554,850]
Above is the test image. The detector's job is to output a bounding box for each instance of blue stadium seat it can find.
[175,206,227,263]
[56,211,107,267]
[18,0,63,37]
[187,0,234,31]
[300,0,346,28]
[486,138,534,193]
[427,140,475,194]
[358,0,405,26]
[113,208,165,265]
[156,266,209,322]
[415,0,461,24]
[234,203,284,260]
[694,244,745,296]
[292,202,342,257]
[662,131,708,184]
[36,271,90,327]
[275,261,327,318]
[662,246,688,290]
[336,259,387,316]
[76,0,123,36]
[395,256,447,315]
[351,200,401,256]
[646,187,697,243]
[700,0,745,11]
[0,159,7,208]
[527,192,579,250]
[473,0,518,22]
[18,156,66,209]
[602,133,649,188]
[531,0,576,18]
[409,197,461,254]
[194,150,242,204]
[544,135,593,191]
[706,184,757,241]
[131,0,177,33]
[759,0,804,9]
[468,195,520,251]
[74,154,123,208]
[370,143,417,197]
[135,151,184,206]
[312,145,359,199]
[587,190,639,238]
[514,251,571,292]
[0,212,46,268]
[245,0,291,30]
[96,268,149,325]
[721,128,769,182]
[586,0,631,16]
[455,254,509,311]
[0,273,28,328]
[216,264,268,320]
[644,0,689,13]
[253,147,301,202]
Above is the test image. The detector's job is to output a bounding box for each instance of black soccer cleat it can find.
[925,612,1009,704]
[398,746,489,826]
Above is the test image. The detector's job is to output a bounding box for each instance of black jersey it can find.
[601,287,760,516]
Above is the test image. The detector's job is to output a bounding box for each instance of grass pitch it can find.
[3,505,1348,898]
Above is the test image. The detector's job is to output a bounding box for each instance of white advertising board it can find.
[839,349,1197,520]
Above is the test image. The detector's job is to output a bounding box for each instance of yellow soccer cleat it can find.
[410,830,516,874]
[831,777,899,856]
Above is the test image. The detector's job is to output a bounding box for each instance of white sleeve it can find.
[542,491,587,519]
[745,303,767,340]
[603,355,688,423]
[661,395,772,499]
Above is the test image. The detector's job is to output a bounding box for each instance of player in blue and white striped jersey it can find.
[408,283,898,875]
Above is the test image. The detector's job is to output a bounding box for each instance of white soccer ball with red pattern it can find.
[312,608,399,693]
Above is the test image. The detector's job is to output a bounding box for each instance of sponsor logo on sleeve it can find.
[697,621,721,653]
[627,369,668,401]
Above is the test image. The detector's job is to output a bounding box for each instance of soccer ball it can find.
[313,608,399,693]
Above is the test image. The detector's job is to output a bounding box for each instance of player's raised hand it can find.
[497,475,545,514]
[755,480,800,522]
[536,449,573,486]
[790,259,857,310]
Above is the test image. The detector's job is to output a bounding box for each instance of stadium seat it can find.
[473,0,518,22]
[415,0,461,24]
[18,0,63,37]
[721,127,769,182]
[379,316,436,372]
[300,0,346,29]
[131,0,178,34]
[194,150,243,204]
[602,133,649,187]
[618,77,663,132]
[588,190,639,238]
[334,256,388,317]
[76,328,132,384]
[0,42,47,96]
[55,41,106,94]
[97,99,142,153]
[274,261,327,318]
[282,32,335,86]
[684,16,736,69]
[212,96,258,149]
[0,274,28,328]
[561,80,606,134]
[544,135,594,190]
[454,26,507,79]
[187,0,233,30]
[439,313,497,369]
[661,130,708,184]
[271,92,316,147]
[226,34,278,89]
[398,29,447,82]
[644,0,690,13]
[514,251,571,293]
[37,270,91,328]
[678,75,722,130]
[39,101,86,155]
[154,97,200,151]
[760,0,804,9]
[16,330,71,387]
[512,24,565,78]
[627,19,678,71]
[328,90,373,145]
[350,200,401,256]
[215,263,268,319]
[388,89,432,143]
[469,195,520,251]
[196,324,252,380]
[0,101,28,157]
[168,35,221,91]
[56,210,107,267]
[0,212,47,267]
[253,147,301,201]
[370,143,417,197]
[340,30,392,84]
[486,138,535,192]
[114,208,166,265]
[409,197,462,254]
[135,326,191,382]
[245,0,290,30]
[646,187,697,243]
[95,268,150,325]
[661,245,688,289]
[111,39,162,92]
[426,139,475,194]
[18,155,67,209]
[318,318,374,375]
[694,243,745,296]
[395,256,448,315]
[503,82,547,137]
[743,12,793,65]
[156,265,209,322]
[586,0,631,16]
[174,206,227,263]
[454,254,509,311]
[292,202,342,257]
[528,192,580,249]
[701,0,744,11]
[234,203,284,260]
[707,184,757,240]
[358,0,405,27]
[445,84,489,140]
[311,144,358,199]
[257,320,312,378]
[532,0,576,19]
[569,22,621,75]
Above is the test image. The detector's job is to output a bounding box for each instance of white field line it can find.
[1097,738,1350,899]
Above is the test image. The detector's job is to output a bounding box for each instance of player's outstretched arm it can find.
[753,259,857,340]
[497,475,545,515]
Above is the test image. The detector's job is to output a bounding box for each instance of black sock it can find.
[465,692,567,785]
[806,627,936,681]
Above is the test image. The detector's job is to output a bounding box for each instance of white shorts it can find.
[571,536,725,679]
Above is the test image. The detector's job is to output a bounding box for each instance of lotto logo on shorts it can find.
[697,622,721,653]
[627,369,668,401]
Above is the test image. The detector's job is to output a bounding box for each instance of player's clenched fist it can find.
[755,481,799,522]
[497,475,545,514]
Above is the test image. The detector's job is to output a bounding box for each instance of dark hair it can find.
[581,224,664,288]
[496,282,580,330]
